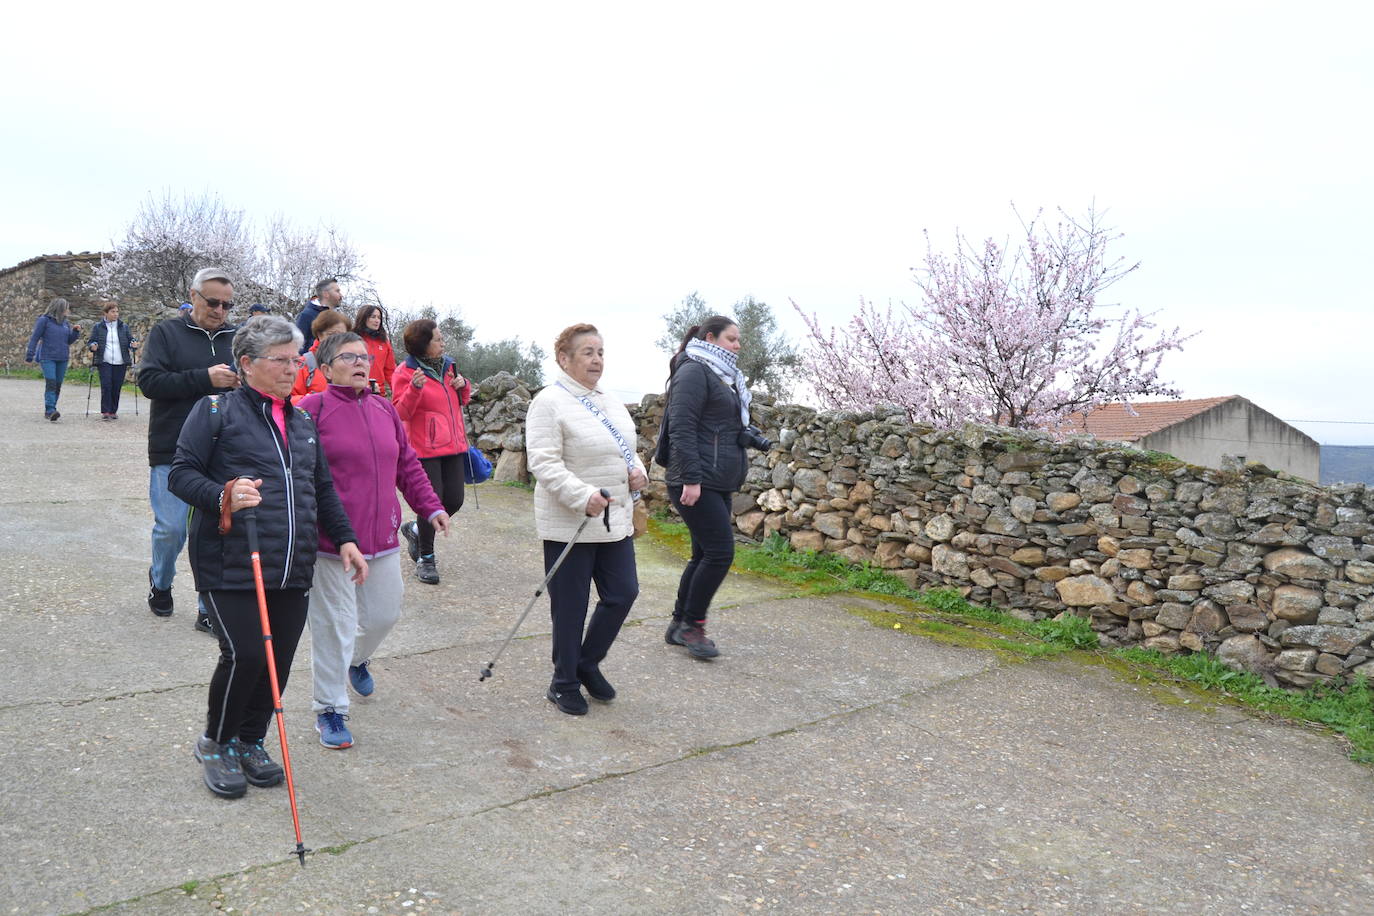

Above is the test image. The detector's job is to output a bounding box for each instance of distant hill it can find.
[1321,446,1374,485]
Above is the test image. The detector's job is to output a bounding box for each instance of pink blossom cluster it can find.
[794,207,1192,433]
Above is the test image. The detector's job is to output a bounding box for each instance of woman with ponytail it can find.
[657,316,769,659]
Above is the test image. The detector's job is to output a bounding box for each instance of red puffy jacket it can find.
[392,355,471,458]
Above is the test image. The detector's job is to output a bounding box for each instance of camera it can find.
[738,426,772,451]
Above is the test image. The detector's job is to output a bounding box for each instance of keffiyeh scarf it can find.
[684,338,752,427]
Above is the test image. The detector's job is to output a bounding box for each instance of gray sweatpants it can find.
[310,551,404,715]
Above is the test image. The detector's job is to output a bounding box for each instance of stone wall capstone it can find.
[465,376,1374,690]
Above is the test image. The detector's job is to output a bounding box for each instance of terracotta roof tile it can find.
[1062,397,1237,441]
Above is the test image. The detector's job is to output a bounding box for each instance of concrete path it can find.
[1,377,1371,915]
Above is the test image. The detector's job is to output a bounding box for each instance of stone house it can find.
[0,252,179,371]
[1067,396,1320,482]
[0,252,110,369]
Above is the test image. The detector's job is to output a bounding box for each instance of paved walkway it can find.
[1,377,1372,915]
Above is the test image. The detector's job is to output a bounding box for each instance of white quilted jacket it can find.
[526,371,645,542]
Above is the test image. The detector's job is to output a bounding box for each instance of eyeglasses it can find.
[194,293,235,311]
[255,355,308,370]
[330,352,376,366]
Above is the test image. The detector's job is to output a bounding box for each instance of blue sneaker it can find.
[349,661,375,697]
[316,706,353,749]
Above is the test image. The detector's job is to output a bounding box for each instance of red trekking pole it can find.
[240,504,310,866]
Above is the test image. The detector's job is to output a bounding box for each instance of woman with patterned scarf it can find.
[392,319,471,585]
[658,315,769,659]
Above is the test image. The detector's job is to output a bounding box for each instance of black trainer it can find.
[147,570,173,617]
[233,739,284,787]
[49,410,60,422]
[194,611,215,634]
[194,736,247,799]
[578,666,616,701]
[664,618,684,646]
[401,521,420,563]
[416,555,440,585]
[546,685,588,716]
[677,621,721,659]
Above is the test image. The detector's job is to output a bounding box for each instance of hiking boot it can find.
[400,520,420,562]
[232,739,284,787]
[677,621,720,659]
[416,555,439,585]
[148,570,173,617]
[578,666,615,702]
[194,611,215,635]
[546,685,588,716]
[349,661,375,697]
[664,618,685,646]
[316,706,353,749]
[194,736,247,799]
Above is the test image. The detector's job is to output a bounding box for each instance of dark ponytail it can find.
[667,315,736,376]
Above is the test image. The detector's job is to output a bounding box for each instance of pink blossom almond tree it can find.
[794,206,1194,432]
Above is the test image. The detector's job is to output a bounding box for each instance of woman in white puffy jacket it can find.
[525,323,648,716]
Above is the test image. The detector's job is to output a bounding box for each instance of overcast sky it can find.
[3,2,1371,442]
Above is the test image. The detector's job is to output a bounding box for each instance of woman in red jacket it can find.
[354,304,397,396]
[392,318,470,585]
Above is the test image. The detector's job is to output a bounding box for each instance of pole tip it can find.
[296,844,309,866]
[479,665,492,681]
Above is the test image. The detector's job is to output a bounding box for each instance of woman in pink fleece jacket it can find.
[298,332,450,750]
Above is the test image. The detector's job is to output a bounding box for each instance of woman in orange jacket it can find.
[354,304,398,396]
[291,310,351,398]
[392,318,471,585]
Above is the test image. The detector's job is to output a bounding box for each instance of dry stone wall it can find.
[469,377,1374,690]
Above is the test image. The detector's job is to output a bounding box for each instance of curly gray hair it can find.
[232,315,304,376]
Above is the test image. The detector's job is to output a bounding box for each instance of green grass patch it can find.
[644,519,1374,765]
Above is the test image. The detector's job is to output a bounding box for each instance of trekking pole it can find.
[240,502,310,867]
[479,489,611,682]
[131,366,139,416]
[85,360,95,418]
[464,403,480,511]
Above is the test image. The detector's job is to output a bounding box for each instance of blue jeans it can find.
[40,359,67,413]
[149,464,190,592]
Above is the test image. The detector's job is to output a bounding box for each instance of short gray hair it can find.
[191,267,232,293]
[232,315,303,375]
[315,332,362,368]
[44,297,70,321]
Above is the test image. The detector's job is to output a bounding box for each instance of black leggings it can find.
[203,588,309,745]
[668,486,735,624]
[418,454,464,556]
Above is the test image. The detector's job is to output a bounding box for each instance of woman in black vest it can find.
[659,316,769,659]
[170,315,368,799]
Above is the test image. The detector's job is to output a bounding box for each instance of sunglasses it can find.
[195,294,235,311]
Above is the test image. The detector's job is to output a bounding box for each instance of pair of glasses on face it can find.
[256,355,308,370]
[330,352,376,366]
[196,294,234,311]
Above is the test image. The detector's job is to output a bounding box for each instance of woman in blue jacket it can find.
[86,301,137,419]
[24,297,81,421]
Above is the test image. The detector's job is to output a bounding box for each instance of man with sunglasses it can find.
[137,267,241,632]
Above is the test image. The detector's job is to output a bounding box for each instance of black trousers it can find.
[203,588,309,745]
[545,536,638,692]
[97,362,127,415]
[418,454,465,556]
[668,486,736,624]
